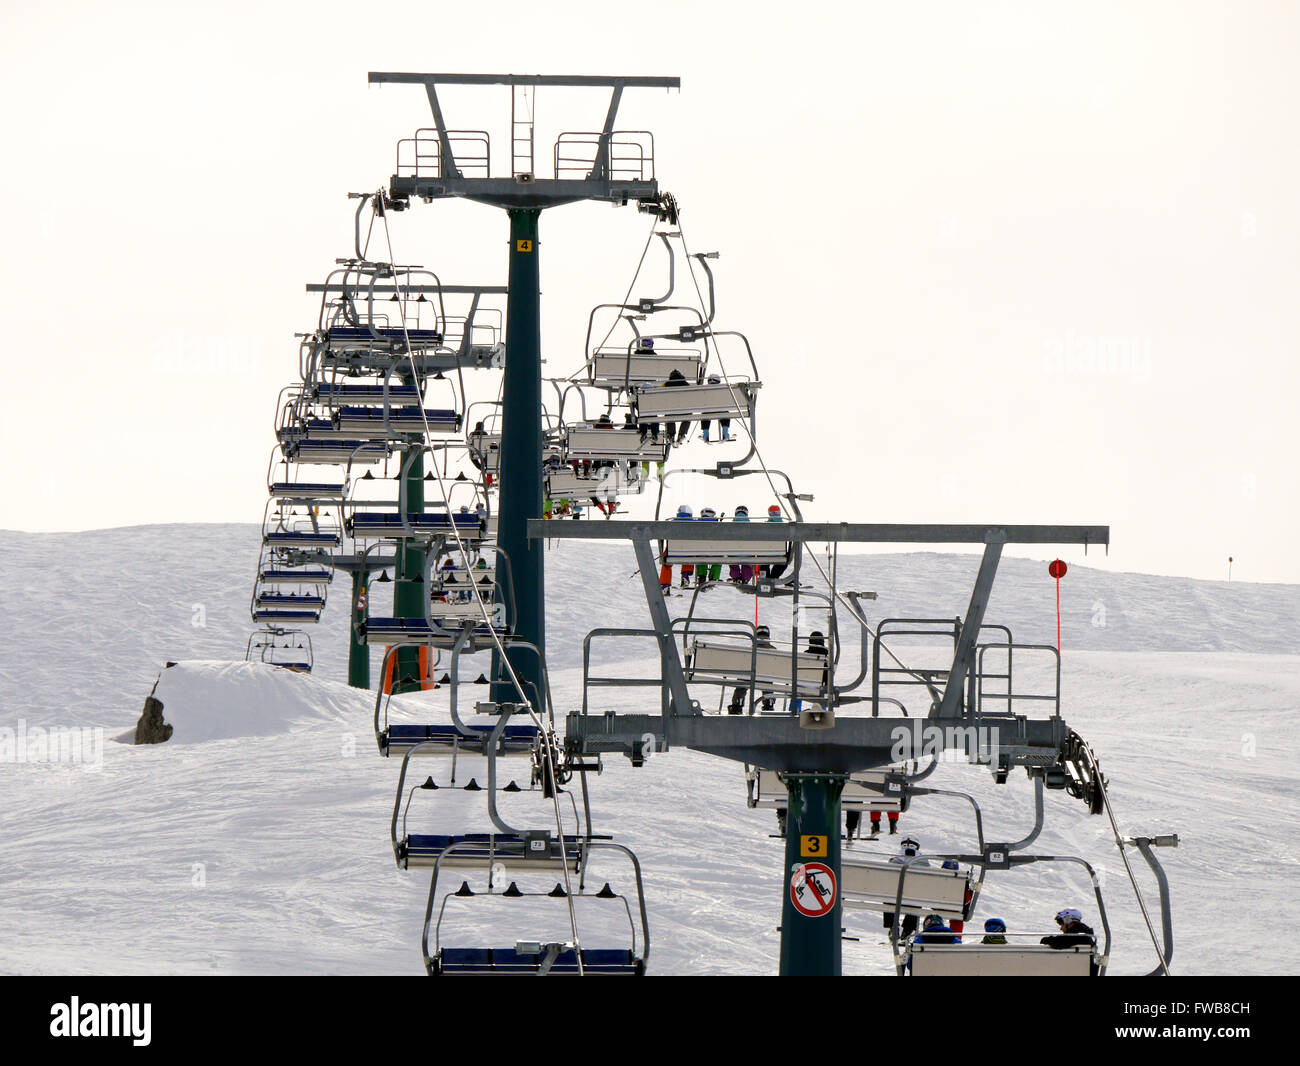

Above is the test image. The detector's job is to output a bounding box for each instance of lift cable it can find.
[1076,734,1171,975]
[376,196,586,971]
[674,211,1171,973]
[565,213,661,383]
[672,208,939,695]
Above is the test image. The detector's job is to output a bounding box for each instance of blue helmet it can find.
[984,917,1006,933]
[923,914,945,930]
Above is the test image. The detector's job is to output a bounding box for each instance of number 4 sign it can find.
[789,862,837,918]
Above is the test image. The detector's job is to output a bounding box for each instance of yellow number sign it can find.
[800,835,827,857]
[516,239,533,252]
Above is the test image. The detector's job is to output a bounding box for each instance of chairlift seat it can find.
[269,482,347,500]
[546,468,643,498]
[434,946,642,976]
[348,511,484,540]
[258,568,333,586]
[327,325,444,350]
[565,425,668,462]
[468,432,501,473]
[633,381,757,420]
[332,406,461,436]
[252,608,321,623]
[663,538,789,567]
[590,352,702,388]
[436,566,496,590]
[255,593,326,610]
[429,600,499,623]
[286,440,392,465]
[749,768,904,812]
[279,417,349,442]
[840,857,975,921]
[397,832,585,872]
[688,641,825,695]
[359,616,503,646]
[313,383,421,407]
[907,942,1095,977]
[381,722,538,757]
[263,530,341,548]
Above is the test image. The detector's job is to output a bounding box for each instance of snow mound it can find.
[131,660,381,744]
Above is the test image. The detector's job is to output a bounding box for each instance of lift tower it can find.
[531,520,1109,975]
[372,72,679,706]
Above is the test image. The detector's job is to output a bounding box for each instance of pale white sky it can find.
[2,1,1297,583]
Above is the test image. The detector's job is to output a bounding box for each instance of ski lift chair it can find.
[325,323,444,351]
[589,349,702,389]
[686,639,826,700]
[841,856,981,925]
[425,842,650,976]
[244,627,313,673]
[347,510,484,541]
[664,539,791,580]
[312,382,422,407]
[564,424,669,463]
[746,767,908,814]
[631,380,758,422]
[332,405,461,437]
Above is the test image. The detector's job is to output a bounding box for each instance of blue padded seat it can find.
[334,405,459,425]
[316,384,421,404]
[252,609,320,622]
[327,326,444,346]
[436,947,641,976]
[387,723,538,745]
[401,832,584,868]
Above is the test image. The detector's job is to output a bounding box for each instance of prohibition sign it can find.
[789,862,837,917]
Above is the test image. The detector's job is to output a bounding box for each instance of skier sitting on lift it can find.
[727,623,775,715]
[981,917,1008,945]
[884,837,930,940]
[915,913,959,945]
[664,367,690,444]
[1042,908,1098,974]
[1041,908,1095,950]
[728,505,754,583]
[695,507,720,585]
[659,504,694,592]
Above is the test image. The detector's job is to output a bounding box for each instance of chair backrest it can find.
[840,858,972,919]
[591,352,701,386]
[663,539,788,566]
[750,768,904,810]
[909,943,1094,977]
[690,642,825,694]
[566,425,667,460]
[634,382,754,420]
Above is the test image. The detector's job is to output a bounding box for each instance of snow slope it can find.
[0,524,1297,975]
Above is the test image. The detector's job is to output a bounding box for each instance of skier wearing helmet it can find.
[916,913,960,945]
[981,917,1008,945]
[884,837,930,939]
[728,505,754,583]
[659,504,694,592]
[1041,908,1096,950]
[696,506,721,586]
[728,622,775,715]
[763,504,789,580]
